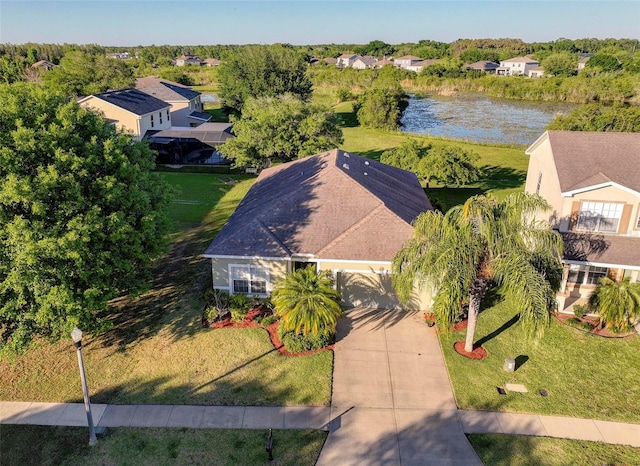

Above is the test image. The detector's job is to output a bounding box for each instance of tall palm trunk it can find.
[465,278,489,352]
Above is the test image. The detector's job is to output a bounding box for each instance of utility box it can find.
[503,358,516,372]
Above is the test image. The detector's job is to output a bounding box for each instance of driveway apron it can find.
[317,308,482,466]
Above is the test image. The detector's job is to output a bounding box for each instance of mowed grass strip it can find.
[0,174,333,407]
[1,425,326,466]
[440,299,640,423]
[467,434,640,466]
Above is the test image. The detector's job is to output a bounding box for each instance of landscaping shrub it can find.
[567,317,593,331]
[204,289,231,320]
[229,294,252,312]
[260,315,278,327]
[573,304,587,319]
[277,325,334,353]
[203,306,219,323]
[335,88,354,102]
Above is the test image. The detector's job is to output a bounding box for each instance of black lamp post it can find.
[71,327,97,446]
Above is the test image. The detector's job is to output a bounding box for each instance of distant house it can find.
[352,55,377,69]
[496,56,539,76]
[371,58,394,69]
[31,60,57,71]
[135,76,210,127]
[78,88,171,140]
[203,58,221,67]
[394,55,423,70]
[176,55,202,66]
[524,131,640,313]
[322,57,338,65]
[528,66,545,78]
[465,61,499,73]
[336,53,358,68]
[577,56,591,71]
[106,52,130,60]
[204,149,434,309]
[406,59,441,73]
[148,122,234,165]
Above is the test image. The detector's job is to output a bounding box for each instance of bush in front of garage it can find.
[277,324,334,353]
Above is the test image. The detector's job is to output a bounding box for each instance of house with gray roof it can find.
[465,61,499,73]
[524,131,640,312]
[78,88,171,140]
[204,149,434,309]
[496,56,540,76]
[136,76,211,127]
[394,55,424,70]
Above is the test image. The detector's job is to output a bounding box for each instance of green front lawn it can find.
[440,300,640,423]
[1,425,326,466]
[0,174,333,407]
[468,434,640,465]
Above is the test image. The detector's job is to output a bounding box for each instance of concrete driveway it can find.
[317,308,482,466]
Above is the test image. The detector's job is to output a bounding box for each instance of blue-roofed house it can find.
[78,88,171,140]
[136,76,212,128]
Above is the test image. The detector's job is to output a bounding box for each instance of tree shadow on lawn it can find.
[90,366,325,406]
[97,225,210,353]
[478,165,526,191]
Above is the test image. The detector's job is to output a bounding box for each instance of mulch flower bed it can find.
[205,308,334,357]
[553,312,636,338]
[454,340,488,360]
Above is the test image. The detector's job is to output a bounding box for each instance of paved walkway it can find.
[2,307,640,464]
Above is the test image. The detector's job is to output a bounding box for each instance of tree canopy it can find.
[541,52,577,77]
[217,45,312,112]
[219,94,343,168]
[392,193,563,353]
[381,139,481,187]
[42,51,135,96]
[0,84,172,352]
[355,86,407,131]
[546,103,640,132]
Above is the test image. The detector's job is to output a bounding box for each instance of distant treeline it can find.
[2,38,639,104]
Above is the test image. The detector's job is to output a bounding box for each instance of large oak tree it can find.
[0,84,171,351]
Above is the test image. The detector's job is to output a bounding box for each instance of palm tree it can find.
[588,277,640,331]
[271,266,344,337]
[393,192,563,353]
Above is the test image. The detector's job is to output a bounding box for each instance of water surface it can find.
[401,94,576,146]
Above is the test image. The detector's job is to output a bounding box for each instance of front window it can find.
[230,265,269,295]
[567,265,608,285]
[576,202,623,233]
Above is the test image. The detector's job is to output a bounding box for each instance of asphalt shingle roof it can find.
[91,88,170,116]
[562,232,640,267]
[205,149,433,262]
[136,76,201,102]
[536,131,640,194]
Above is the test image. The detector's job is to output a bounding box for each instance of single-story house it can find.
[136,76,210,127]
[203,58,221,67]
[406,59,441,73]
[31,59,57,71]
[175,54,202,66]
[524,131,640,313]
[204,149,434,309]
[78,88,171,140]
[352,55,378,70]
[527,66,545,78]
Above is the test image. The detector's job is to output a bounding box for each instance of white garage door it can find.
[337,272,403,309]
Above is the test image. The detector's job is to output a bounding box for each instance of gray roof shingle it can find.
[536,131,640,194]
[92,88,170,116]
[562,232,640,267]
[136,76,201,102]
[205,149,433,262]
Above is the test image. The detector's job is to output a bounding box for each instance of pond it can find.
[400,93,576,146]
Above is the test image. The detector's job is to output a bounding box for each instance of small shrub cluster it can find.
[229,294,253,322]
[566,317,594,331]
[203,289,231,323]
[256,314,278,327]
[277,325,334,353]
[335,88,355,103]
[573,304,587,319]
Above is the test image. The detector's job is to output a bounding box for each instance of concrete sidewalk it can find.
[0,402,330,430]
[458,409,640,447]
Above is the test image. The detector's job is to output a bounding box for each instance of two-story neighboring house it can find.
[135,76,211,127]
[496,56,539,76]
[394,55,423,70]
[78,88,171,140]
[175,55,202,66]
[336,53,358,68]
[352,55,377,69]
[524,131,640,313]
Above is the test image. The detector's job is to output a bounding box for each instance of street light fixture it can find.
[71,327,98,446]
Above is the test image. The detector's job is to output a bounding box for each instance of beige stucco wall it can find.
[80,97,170,140]
[526,137,640,235]
[525,137,564,226]
[166,98,203,127]
[210,257,288,295]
